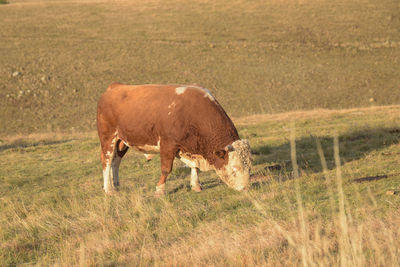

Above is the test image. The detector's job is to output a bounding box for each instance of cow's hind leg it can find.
[190,167,202,192]
[101,145,114,194]
[111,140,129,187]
[100,134,120,194]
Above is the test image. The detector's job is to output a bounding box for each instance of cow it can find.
[97,83,251,196]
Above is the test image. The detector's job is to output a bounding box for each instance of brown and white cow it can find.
[97,83,251,195]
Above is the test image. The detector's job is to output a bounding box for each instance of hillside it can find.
[1,0,400,135]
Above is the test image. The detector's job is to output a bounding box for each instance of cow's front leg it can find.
[190,167,202,192]
[155,144,177,197]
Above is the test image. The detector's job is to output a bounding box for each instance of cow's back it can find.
[97,84,239,156]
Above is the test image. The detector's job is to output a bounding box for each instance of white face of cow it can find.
[215,139,252,191]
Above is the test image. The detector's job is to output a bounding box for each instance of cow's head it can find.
[215,139,252,191]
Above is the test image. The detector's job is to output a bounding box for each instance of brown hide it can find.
[97,83,241,193]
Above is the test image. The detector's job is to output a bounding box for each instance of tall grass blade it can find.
[334,133,351,266]
[291,122,309,267]
[315,136,336,210]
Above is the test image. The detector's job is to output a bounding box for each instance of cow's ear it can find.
[215,150,226,159]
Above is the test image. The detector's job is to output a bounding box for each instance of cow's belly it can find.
[119,136,160,154]
[135,143,160,153]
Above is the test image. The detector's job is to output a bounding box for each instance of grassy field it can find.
[0,0,400,135]
[1,0,400,266]
[1,106,400,266]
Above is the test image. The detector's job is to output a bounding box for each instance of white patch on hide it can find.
[187,86,215,102]
[178,152,213,171]
[110,136,118,148]
[136,138,161,153]
[175,86,187,95]
[176,85,216,101]
[198,87,215,102]
[179,155,197,168]
[168,101,176,109]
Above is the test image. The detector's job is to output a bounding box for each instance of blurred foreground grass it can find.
[0,106,399,266]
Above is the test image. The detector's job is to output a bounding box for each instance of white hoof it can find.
[191,184,202,192]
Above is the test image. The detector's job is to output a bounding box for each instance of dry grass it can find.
[1,0,400,265]
[234,105,400,126]
[144,211,400,266]
[1,106,400,266]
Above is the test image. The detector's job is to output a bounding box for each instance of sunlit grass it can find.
[1,0,400,264]
[1,107,399,265]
